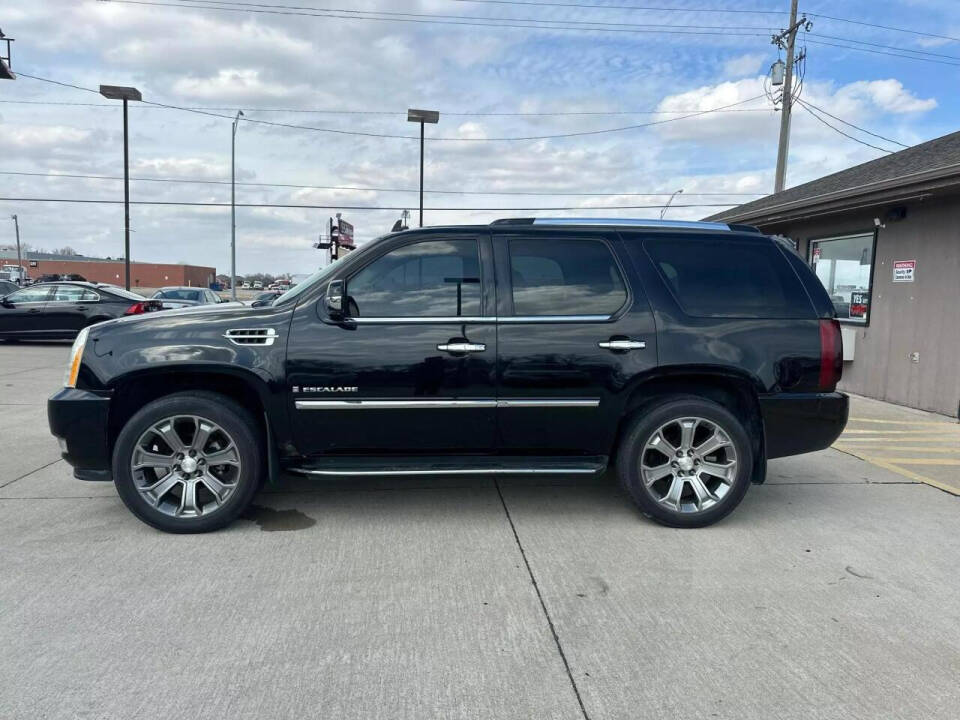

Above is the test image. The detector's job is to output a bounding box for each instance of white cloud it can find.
[835,80,937,114]
[722,53,767,78]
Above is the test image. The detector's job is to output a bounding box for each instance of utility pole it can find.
[11,214,22,285]
[772,0,809,194]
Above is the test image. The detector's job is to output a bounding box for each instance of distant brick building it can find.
[0,250,215,288]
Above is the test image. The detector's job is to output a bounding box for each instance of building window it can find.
[810,232,875,325]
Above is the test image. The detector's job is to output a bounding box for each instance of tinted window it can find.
[51,285,98,302]
[154,289,203,302]
[347,239,481,317]
[7,286,51,303]
[508,238,627,316]
[645,237,811,319]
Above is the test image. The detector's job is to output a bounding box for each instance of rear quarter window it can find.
[644,236,813,319]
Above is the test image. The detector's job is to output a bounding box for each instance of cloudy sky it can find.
[1,0,957,275]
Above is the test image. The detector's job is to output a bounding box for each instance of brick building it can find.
[0,250,215,289]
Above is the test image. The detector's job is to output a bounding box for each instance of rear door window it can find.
[51,285,98,302]
[644,237,812,318]
[508,238,627,316]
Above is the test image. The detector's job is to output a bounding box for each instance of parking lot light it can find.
[407,109,440,228]
[99,85,142,290]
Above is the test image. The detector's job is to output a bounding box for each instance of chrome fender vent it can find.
[224,328,278,346]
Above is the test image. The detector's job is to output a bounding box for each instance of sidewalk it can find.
[833,393,960,495]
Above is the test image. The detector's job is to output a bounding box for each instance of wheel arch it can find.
[106,365,285,471]
[614,367,767,484]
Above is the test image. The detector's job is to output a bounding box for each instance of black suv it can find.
[48,219,847,533]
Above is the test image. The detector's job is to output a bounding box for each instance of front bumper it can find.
[760,391,849,459]
[48,388,113,481]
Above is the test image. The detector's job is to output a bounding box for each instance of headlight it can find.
[64,327,90,388]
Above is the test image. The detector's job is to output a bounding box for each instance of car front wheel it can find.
[617,397,753,528]
[112,391,262,533]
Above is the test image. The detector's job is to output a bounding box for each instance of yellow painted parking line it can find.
[841,429,960,435]
[866,458,959,495]
[835,436,960,443]
[848,417,957,427]
[834,445,960,454]
[861,457,960,466]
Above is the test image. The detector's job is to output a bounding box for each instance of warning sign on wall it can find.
[893,260,916,283]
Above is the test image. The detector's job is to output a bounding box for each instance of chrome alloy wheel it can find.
[130,415,242,518]
[640,416,738,514]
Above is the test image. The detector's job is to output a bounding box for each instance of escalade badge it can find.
[292,386,358,393]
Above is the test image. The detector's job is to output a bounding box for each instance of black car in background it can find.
[0,281,161,340]
[151,286,224,310]
[49,218,847,533]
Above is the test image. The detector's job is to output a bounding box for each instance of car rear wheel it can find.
[112,391,262,533]
[617,397,753,528]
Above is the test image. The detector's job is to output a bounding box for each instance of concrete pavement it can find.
[1,343,959,720]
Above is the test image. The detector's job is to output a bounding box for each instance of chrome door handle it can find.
[437,342,486,353]
[598,339,646,351]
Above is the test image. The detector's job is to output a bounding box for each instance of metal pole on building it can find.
[231,110,244,301]
[407,109,439,228]
[99,85,142,290]
[774,0,801,194]
[11,214,22,285]
[660,189,683,219]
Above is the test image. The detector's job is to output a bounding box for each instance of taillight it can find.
[125,301,159,315]
[818,319,843,391]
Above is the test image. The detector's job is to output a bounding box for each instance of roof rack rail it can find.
[490,217,746,231]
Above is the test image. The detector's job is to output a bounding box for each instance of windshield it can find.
[272,257,347,307]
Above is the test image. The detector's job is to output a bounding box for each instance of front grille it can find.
[224,328,278,346]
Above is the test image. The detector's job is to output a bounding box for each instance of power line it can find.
[0,196,738,210]
[99,0,775,37]
[443,0,787,15]
[442,0,960,44]
[0,170,767,197]
[0,98,776,116]
[18,73,771,141]
[170,0,778,31]
[795,99,909,149]
[802,38,960,67]
[797,102,894,154]
[808,32,960,62]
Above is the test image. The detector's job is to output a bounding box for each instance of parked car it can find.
[1,281,161,340]
[253,281,263,290]
[34,274,62,284]
[241,282,251,289]
[48,218,847,533]
[150,287,223,310]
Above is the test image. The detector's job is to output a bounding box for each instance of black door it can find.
[0,285,53,337]
[286,234,497,456]
[493,232,658,456]
[42,284,102,336]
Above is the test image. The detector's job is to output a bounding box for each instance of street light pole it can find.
[231,110,244,301]
[99,85,142,290]
[10,214,21,285]
[407,109,440,228]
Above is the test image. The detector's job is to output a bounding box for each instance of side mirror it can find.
[326,279,345,319]
[0,296,12,308]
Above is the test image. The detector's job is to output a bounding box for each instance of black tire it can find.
[616,397,753,528]
[112,391,263,533]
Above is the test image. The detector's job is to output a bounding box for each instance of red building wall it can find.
[25,260,215,289]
